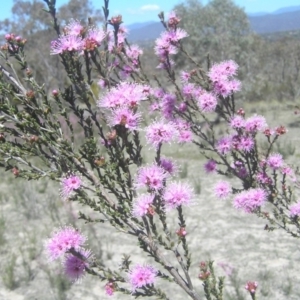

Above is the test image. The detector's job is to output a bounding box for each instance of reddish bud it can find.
[263,128,272,137]
[109,15,123,26]
[94,156,105,167]
[5,33,14,41]
[237,108,245,116]
[176,227,187,237]
[245,281,258,294]
[1,44,8,51]
[199,261,207,271]
[178,102,187,113]
[147,205,155,216]
[168,15,181,28]
[199,271,210,280]
[107,130,117,142]
[275,125,286,135]
[105,282,115,296]
[52,89,59,97]
[0,133,5,142]
[25,68,32,77]
[20,39,27,46]
[12,167,19,177]
[26,90,35,99]
[29,135,39,143]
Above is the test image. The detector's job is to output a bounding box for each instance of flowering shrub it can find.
[0,0,299,299]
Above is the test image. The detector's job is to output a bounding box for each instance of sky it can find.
[1,0,300,25]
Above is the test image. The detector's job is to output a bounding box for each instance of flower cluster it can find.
[233,188,267,213]
[45,226,92,281]
[98,82,150,131]
[50,19,106,55]
[154,20,188,69]
[208,60,241,97]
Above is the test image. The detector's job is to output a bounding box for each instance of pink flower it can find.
[145,120,176,148]
[216,136,232,155]
[61,174,82,200]
[132,194,155,217]
[159,157,178,176]
[126,44,143,60]
[214,181,231,199]
[161,93,176,119]
[178,102,187,113]
[109,107,141,131]
[208,60,241,97]
[163,182,193,209]
[154,29,187,60]
[174,119,193,143]
[245,115,267,133]
[99,82,149,109]
[50,35,84,55]
[64,249,92,281]
[46,226,86,260]
[204,159,217,173]
[209,60,239,79]
[228,79,241,92]
[281,166,296,182]
[230,115,245,130]
[233,188,267,213]
[128,264,157,291]
[239,135,254,152]
[136,164,167,191]
[84,27,106,50]
[256,172,272,185]
[65,19,84,36]
[182,83,195,100]
[266,153,283,170]
[290,201,300,217]
[197,92,217,113]
[180,71,191,82]
[213,80,234,98]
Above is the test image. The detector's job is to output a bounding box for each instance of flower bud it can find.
[94,156,105,167]
[198,271,210,280]
[275,125,286,135]
[26,90,35,99]
[12,167,19,177]
[29,135,39,143]
[0,133,5,142]
[15,36,22,43]
[176,227,187,237]
[5,33,14,41]
[109,15,122,26]
[25,68,32,77]
[245,281,258,294]
[237,108,245,116]
[52,89,59,97]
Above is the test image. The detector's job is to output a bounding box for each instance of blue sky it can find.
[1,0,300,24]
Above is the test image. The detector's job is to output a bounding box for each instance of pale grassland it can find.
[0,99,300,299]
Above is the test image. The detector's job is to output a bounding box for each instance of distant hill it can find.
[248,10,300,34]
[127,22,164,42]
[126,5,300,42]
[272,5,300,14]
[127,21,157,31]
